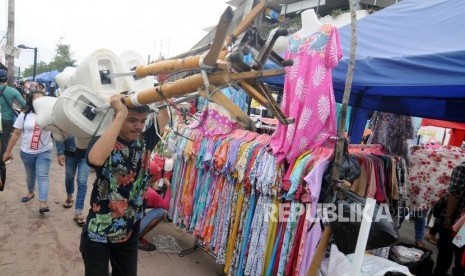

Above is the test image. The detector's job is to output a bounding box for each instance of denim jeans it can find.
[411,209,428,242]
[65,153,90,214]
[20,150,52,202]
[140,208,166,234]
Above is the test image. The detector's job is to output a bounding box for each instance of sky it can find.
[0,0,231,70]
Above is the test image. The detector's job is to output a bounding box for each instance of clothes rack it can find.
[179,238,218,258]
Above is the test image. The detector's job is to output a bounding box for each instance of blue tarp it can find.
[35,70,59,84]
[265,0,465,143]
[333,0,465,142]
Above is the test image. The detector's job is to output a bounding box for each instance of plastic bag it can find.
[322,244,411,276]
[330,190,399,254]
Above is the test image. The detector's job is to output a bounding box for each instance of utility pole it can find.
[6,0,15,87]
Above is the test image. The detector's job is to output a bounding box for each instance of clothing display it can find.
[408,144,465,210]
[168,124,340,275]
[348,145,409,203]
[271,24,342,163]
[368,111,415,165]
[347,145,409,229]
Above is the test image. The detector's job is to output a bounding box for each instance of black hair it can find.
[22,90,45,114]
[120,91,150,113]
[128,105,150,114]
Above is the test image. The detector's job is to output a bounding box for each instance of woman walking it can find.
[2,86,53,214]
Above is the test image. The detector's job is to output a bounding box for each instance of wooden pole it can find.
[6,0,15,86]
[307,0,358,274]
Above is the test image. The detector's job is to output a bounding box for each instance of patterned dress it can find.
[271,24,342,163]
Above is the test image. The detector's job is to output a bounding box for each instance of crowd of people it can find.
[1,68,172,275]
[14,79,58,98]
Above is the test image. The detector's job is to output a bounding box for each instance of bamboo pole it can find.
[307,0,358,275]
[124,69,285,107]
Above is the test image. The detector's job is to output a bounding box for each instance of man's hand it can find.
[443,217,453,230]
[109,95,128,117]
[58,155,65,166]
[163,178,171,190]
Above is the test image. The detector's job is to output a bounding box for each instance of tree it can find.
[48,37,77,72]
[22,38,76,78]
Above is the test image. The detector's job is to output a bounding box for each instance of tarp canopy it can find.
[333,0,465,142]
[35,70,60,84]
[265,0,465,143]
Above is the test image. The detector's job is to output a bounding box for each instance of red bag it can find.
[150,155,165,180]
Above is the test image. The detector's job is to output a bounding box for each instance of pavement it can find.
[0,145,223,276]
[0,144,440,276]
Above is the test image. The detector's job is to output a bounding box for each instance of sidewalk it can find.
[0,146,223,276]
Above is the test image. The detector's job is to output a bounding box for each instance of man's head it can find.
[118,105,150,142]
[0,69,7,83]
[38,82,46,91]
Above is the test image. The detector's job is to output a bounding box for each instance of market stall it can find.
[333,0,465,142]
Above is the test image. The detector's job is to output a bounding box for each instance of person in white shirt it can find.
[2,88,53,214]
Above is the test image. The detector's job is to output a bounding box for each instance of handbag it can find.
[319,140,362,203]
[0,161,6,191]
[330,189,399,254]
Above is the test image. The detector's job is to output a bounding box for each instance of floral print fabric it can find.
[368,111,415,165]
[271,24,342,163]
[408,145,465,210]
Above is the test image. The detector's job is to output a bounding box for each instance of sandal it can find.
[415,240,427,249]
[21,193,35,202]
[138,238,156,251]
[425,232,438,245]
[73,216,86,227]
[63,198,74,209]
[39,206,50,214]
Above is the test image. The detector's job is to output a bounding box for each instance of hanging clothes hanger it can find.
[348,143,385,154]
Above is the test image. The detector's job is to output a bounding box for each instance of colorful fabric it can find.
[188,103,236,137]
[271,24,342,163]
[408,145,465,210]
[85,137,150,243]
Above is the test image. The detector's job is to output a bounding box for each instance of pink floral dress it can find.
[271,24,342,163]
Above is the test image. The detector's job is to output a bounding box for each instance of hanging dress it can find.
[271,24,342,163]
